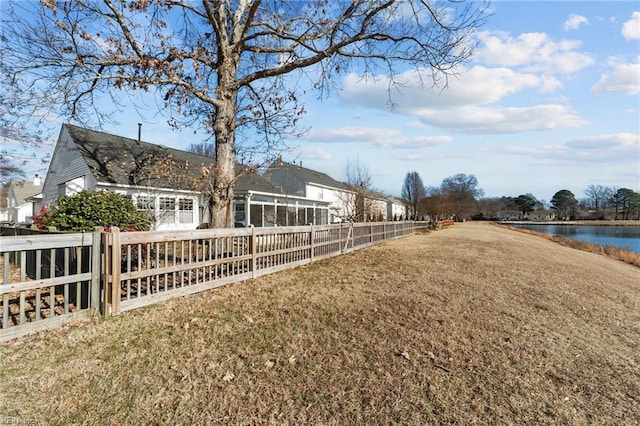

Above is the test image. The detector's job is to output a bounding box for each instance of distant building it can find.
[6,175,43,224]
[264,158,355,223]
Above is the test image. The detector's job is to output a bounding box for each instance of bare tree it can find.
[0,152,26,185]
[584,184,613,220]
[187,142,217,159]
[343,158,374,222]
[477,196,508,220]
[401,171,426,220]
[2,0,489,227]
[422,186,455,222]
[440,173,483,220]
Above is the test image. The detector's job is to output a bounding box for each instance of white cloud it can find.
[565,132,639,151]
[564,14,589,31]
[622,11,640,40]
[299,146,333,161]
[340,68,585,135]
[500,132,639,165]
[475,31,595,74]
[342,66,559,112]
[374,135,452,149]
[416,104,587,134]
[304,126,451,150]
[305,126,401,143]
[591,59,640,95]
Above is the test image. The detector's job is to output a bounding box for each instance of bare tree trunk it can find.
[210,68,238,228]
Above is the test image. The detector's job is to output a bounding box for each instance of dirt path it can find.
[1,222,638,425]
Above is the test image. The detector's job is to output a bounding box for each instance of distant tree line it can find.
[401,172,484,221]
[400,172,640,222]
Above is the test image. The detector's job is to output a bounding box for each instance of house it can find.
[264,158,355,223]
[0,183,9,223]
[264,158,410,223]
[6,175,43,225]
[385,195,407,221]
[42,124,330,230]
[360,189,389,222]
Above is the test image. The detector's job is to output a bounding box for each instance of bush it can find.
[36,190,151,232]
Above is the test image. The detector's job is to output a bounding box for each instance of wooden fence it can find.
[1,221,426,341]
[0,228,102,341]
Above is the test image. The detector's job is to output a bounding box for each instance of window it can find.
[136,195,155,210]
[263,205,276,226]
[234,202,246,226]
[305,208,314,225]
[179,198,194,224]
[250,204,263,227]
[159,197,176,225]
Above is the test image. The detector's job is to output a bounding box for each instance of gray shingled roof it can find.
[65,124,280,194]
[9,181,42,205]
[266,160,349,190]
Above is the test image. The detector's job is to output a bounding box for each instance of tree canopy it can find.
[2,0,490,227]
[440,173,483,219]
[401,171,426,220]
[550,189,577,221]
[506,194,538,219]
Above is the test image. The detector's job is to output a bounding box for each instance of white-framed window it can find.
[159,197,176,225]
[136,195,155,211]
[135,195,156,223]
[179,198,194,224]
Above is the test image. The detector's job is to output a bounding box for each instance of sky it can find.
[6,0,640,204]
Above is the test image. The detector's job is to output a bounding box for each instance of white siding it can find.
[389,200,406,220]
[306,184,354,223]
[42,127,97,207]
[13,203,34,223]
[43,126,203,231]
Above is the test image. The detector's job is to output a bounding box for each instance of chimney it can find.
[137,123,142,144]
[33,174,41,186]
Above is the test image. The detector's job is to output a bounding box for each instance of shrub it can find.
[37,190,151,232]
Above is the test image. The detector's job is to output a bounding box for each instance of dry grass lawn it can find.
[1,222,638,425]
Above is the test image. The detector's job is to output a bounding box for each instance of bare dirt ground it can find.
[1,222,638,425]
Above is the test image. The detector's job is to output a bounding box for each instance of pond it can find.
[507,223,640,255]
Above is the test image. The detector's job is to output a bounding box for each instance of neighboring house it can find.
[361,189,389,222]
[42,124,330,230]
[385,196,407,221]
[264,158,355,223]
[6,175,43,224]
[527,209,556,221]
[0,183,9,223]
[493,209,556,221]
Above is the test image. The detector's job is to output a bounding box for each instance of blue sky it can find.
[8,1,640,203]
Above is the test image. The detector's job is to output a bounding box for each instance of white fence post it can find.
[310,224,315,262]
[251,225,257,279]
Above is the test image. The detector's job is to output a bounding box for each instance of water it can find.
[507,223,640,255]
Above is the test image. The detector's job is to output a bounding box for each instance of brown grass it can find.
[1,223,639,425]
[497,223,640,267]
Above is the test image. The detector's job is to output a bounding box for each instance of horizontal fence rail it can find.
[0,229,102,342]
[1,221,427,340]
[105,221,426,315]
